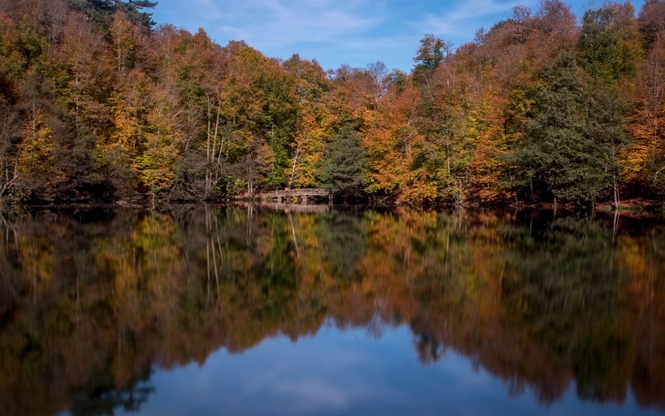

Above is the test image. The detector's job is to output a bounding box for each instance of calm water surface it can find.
[1,205,664,416]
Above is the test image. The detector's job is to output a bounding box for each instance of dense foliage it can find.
[1,0,664,206]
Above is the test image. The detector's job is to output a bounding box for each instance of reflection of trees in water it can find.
[0,207,665,415]
[316,209,368,281]
[501,216,627,402]
[69,369,154,416]
[413,331,446,364]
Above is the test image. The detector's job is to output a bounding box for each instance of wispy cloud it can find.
[186,0,225,21]
[197,0,387,47]
[152,0,551,70]
[343,35,414,51]
[417,0,536,39]
[448,0,525,20]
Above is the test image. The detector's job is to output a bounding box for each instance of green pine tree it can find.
[319,127,369,195]
[507,52,621,205]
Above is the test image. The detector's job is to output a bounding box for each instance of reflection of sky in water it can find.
[116,325,660,416]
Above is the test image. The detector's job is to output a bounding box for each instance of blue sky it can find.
[150,0,646,73]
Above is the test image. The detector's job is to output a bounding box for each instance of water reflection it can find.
[0,206,664,415]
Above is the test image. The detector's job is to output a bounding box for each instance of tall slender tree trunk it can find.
[0,164,18,198]
[613,174,620,210]
[205,96,212,198]
[289,143,300,188]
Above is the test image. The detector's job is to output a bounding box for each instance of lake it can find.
[1,205,664,416]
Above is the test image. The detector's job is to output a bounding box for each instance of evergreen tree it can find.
[319,127,369,195]
[507,52,620,205]
[68,0,157,30]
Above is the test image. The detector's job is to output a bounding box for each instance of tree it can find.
[413,34,451,95]
[0,16,22,201]
[363,84,424,201]
[366,61,389,106]
[637,0,665,47]
[621,35,665,192]
[413,34,447,75]
[219,43,297,194]
[0,96,20,199]
[467,92,514,203]
[506,52,619,205]
[283,54,336,188]
[67,0,157,30]
[109,11,141,76]
[413,53,476,204]
[578,2,642,85]
[166,28,224,200]
[57,11,112,132]
[319,126,368,195]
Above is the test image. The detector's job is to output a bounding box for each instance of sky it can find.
[150,0,646,73]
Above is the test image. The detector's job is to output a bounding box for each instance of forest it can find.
[0,0,664,206]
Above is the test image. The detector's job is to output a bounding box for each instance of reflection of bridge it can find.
[257,203,331,214]
[259,188,332,203]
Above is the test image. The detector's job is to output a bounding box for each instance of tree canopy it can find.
[0,0,664,207]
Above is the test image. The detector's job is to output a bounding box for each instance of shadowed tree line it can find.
[0,207,665,415]
[1,0,665,206]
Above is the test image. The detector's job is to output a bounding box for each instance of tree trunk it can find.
[613,174,620,210]
[289,143,300,188]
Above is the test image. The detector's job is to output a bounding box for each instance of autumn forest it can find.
[1,0,665,206]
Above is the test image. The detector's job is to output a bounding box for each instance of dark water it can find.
[1,205,664,416]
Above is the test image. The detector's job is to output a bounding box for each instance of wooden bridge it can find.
[259,188,332,204]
